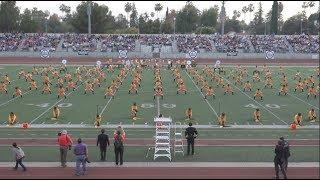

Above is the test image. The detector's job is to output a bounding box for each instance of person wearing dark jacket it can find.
[185,122,198,155]
[280,137,290,171]
[96,129,110,161]
[114,130,124,165]
[274,140,287,179]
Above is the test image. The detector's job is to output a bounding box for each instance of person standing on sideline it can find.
[96,129,110,161]
[58,130,73,167]
[274,140,287,179]
[185,122,198,155]
[280,137,290,171]
[114,130,125,165]
[73,138,88,176]
[12,142,26,171]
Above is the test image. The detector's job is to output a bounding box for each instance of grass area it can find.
[0,128,318,139]
[0,146,318,162]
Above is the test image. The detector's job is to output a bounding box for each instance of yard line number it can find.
[141,103,176,109]
[31,103,72,108]
[245,103,282,109]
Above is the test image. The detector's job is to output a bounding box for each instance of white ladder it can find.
[154,117,172,161]
[174,121,184,156]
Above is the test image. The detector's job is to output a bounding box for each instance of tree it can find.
[307,12,319,34]
[59,4,71,22]
[241,6,248,23]
[282,13,307,34]
[154,3,163,20]
[19,8,37,32]
[47,13,62,32]
[218,18,242,33]
[250,1,264,34]
[307,1,315,17]
[270,1,279,34]
[70,1,115,33]
[248,3,255,22]
[124,2,132,25]
[200,7,219,27]
[30,8,50,32]
[150,12,155,18]
[115,14,128,30]
[0,1,20,32]
[176,1,200,33]
[301,2,308,16]
[232,10,241,20]
[129,3,138,28]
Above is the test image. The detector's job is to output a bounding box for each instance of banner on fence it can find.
[119,50,128,58]
[40,49,50,58]
[186,50,198,59]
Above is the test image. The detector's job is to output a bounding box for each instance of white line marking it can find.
[29,85,82,124]
[80,122,83,125]
[157,96,160,117]
[0,89,32,107]
[247,122,250,125]
[68,122,71,125]
[217,73,288,125]
[185,70,218,118]
[100,98,112,116]
[288,93,319,110]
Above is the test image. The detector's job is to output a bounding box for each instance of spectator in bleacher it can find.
[58,130,73,168]
[96,128,110,161]
[185,122,198,155]
[11,142,26,171]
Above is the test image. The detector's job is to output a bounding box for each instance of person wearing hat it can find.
[280,137,290,171]
[58,130,73,167]
[96,129,110,161]
[185,122,198,155]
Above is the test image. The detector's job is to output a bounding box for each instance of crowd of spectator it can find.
[176,35,213,53]
[101,35,137,52]
[286,34,319,54]
[250,35,290,53]
[0,33,23,52]
[62,34,99,52]
[0,33,319,54]
[21,33,61,52]
[212,35,251,53]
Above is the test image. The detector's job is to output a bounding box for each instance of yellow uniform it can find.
[42,83,51,94]
[294,114,302,126]
[0,82,8,93]
[131,105,138,118]
[29,80,38,90]
[279,85,288,95]
[58,87,66,99]
[224,84,234,95]
[253,109,261,122]
[218,114,227,127]
[308,110,317,121]
[13,87,22,98]
[8,113,17,125]
[186,109,193,119]
[254,89,263,100]
[94,115,102,127]
[307,86,317,98]
[243,82,252,91]
[52,107,60,119]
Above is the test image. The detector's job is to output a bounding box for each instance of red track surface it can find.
[0,167,318,179]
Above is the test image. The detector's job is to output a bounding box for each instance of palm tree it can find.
[307,1,315,17]
[232,10,241,20]
[248,3,254,23]
[242,6,248,23]
[302,1,308,16]
[154,3,163,20]
[124,2,132,23]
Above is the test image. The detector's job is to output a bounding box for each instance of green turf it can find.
[0,128,318,139]
[0,146,318,162]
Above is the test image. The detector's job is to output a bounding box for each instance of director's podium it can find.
[153,117,172,161]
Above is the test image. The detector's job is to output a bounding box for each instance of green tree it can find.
[232,10,241,20]
[154,3,163,20]
[307,12,319,35]
[250,1,264,34]
[59,4,72,22]
[70,1,115,33]
[47,13,62,33]
[124,2,132,24]
[115,14,128,30]
[241,6,248,23]
[129,3,138,28]
[270,1,279,34]
[200,7,219,27]
[19,8,37,32]
[282,13,307,35]
[248,3,255,22]
[176,2,200,33]
[0,1,20,32]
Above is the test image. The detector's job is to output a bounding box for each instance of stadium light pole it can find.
[220,1,226,35]
[300,17,303,34]
[87,1,92,35]
[264,21,267,35]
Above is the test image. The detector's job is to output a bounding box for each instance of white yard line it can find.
[217,73,288,125]
[156,96,160,117]
[287,93,319,110]
[185,70,218,118]
[29,85,82,124]
[100,73,128,116]
[0,89,32,107]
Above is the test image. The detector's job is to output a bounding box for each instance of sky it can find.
[16,1,320,24]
